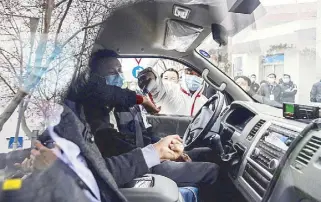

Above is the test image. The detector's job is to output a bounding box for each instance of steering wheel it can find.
[183,91,225,150]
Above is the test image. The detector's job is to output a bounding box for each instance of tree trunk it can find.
[21,100,33,138]
[0,90,27,132]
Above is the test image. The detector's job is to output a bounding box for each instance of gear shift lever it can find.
[209,132,224,156]
[209,132,237,162]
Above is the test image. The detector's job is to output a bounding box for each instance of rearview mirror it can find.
[211,24,228,46]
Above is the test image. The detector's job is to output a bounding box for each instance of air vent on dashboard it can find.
[296,136,321,166]
[246,120,266,141]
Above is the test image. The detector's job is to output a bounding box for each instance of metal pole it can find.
[12,101,24,150]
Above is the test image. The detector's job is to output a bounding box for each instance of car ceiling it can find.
[94,0,261,59]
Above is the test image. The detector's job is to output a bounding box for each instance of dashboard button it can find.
[252,148,260,158]
[268,159,279,170]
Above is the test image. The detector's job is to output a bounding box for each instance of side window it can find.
[119,58,210,116]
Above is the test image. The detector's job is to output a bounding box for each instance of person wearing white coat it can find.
[137,67,207,116]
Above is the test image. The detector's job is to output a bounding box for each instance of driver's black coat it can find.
[66,73,138,133]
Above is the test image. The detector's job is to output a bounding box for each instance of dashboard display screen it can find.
[225,107,255,131]
[283,103,295,118]
[264,132,294,151]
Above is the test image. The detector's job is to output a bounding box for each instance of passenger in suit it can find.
[0,102,184,202]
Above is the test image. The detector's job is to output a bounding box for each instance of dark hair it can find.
[89,49,119,73]
[61,68,90,103]
[161,68,179,79]
[235,75,251,86]
[267,73,276,78]
[283,74,291,78]
[250,74,256,78]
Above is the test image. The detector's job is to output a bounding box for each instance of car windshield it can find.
[197,0,321,107]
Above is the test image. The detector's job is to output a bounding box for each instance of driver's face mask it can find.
[105,73,124,88]
[185,74,203,92]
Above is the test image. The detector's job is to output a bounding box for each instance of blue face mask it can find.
[185,74,203,92]
[105,73,124,87]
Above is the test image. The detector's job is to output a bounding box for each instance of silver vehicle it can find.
[0,0,320,202]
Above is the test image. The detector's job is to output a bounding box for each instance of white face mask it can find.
[283,78,290,83]
[185,75,203,92]
[268,78,276,84]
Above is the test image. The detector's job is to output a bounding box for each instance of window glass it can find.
[118,58,212,116]
[197,0,320,107]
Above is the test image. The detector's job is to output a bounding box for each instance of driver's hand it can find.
[169,139,184,155]
[142,96,160,114]
[153,135,183,161]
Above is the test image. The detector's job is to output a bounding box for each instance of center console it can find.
[241,124,299,199]
[250,124,297,174]
[120,174,184,202]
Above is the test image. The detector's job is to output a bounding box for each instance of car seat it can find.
[116,105,199,202]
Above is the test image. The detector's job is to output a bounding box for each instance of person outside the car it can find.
[310,80,321,103]
[280,74,297,103]
[235,75,255,96]
[235,75,283,108]
[161,68,179,83]
[250,74,260,93]
[258,73,283,103]
[138,67,207,116]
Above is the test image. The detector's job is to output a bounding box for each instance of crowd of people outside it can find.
[234,73,321,104]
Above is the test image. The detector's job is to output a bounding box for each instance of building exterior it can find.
[230,0,320,104]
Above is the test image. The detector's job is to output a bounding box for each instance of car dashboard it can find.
[220,101,321,202]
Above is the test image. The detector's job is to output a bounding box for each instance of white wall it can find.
[244,53,261,79]
[297,52,317,103]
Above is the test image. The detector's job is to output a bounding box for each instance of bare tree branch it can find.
[54,0,73,44]
[55,0,68,8]
[0,51,18,78]
[61,20,105,48]
[0,73,16,94]
[0,47,21,62]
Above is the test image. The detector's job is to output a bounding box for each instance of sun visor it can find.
[164,20,203,53]
[157,0,226,7]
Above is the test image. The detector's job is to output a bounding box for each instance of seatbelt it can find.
[114,106,145,148]
[130,106,144,148]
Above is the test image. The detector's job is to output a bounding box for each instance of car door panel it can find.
[147,114,192,138]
